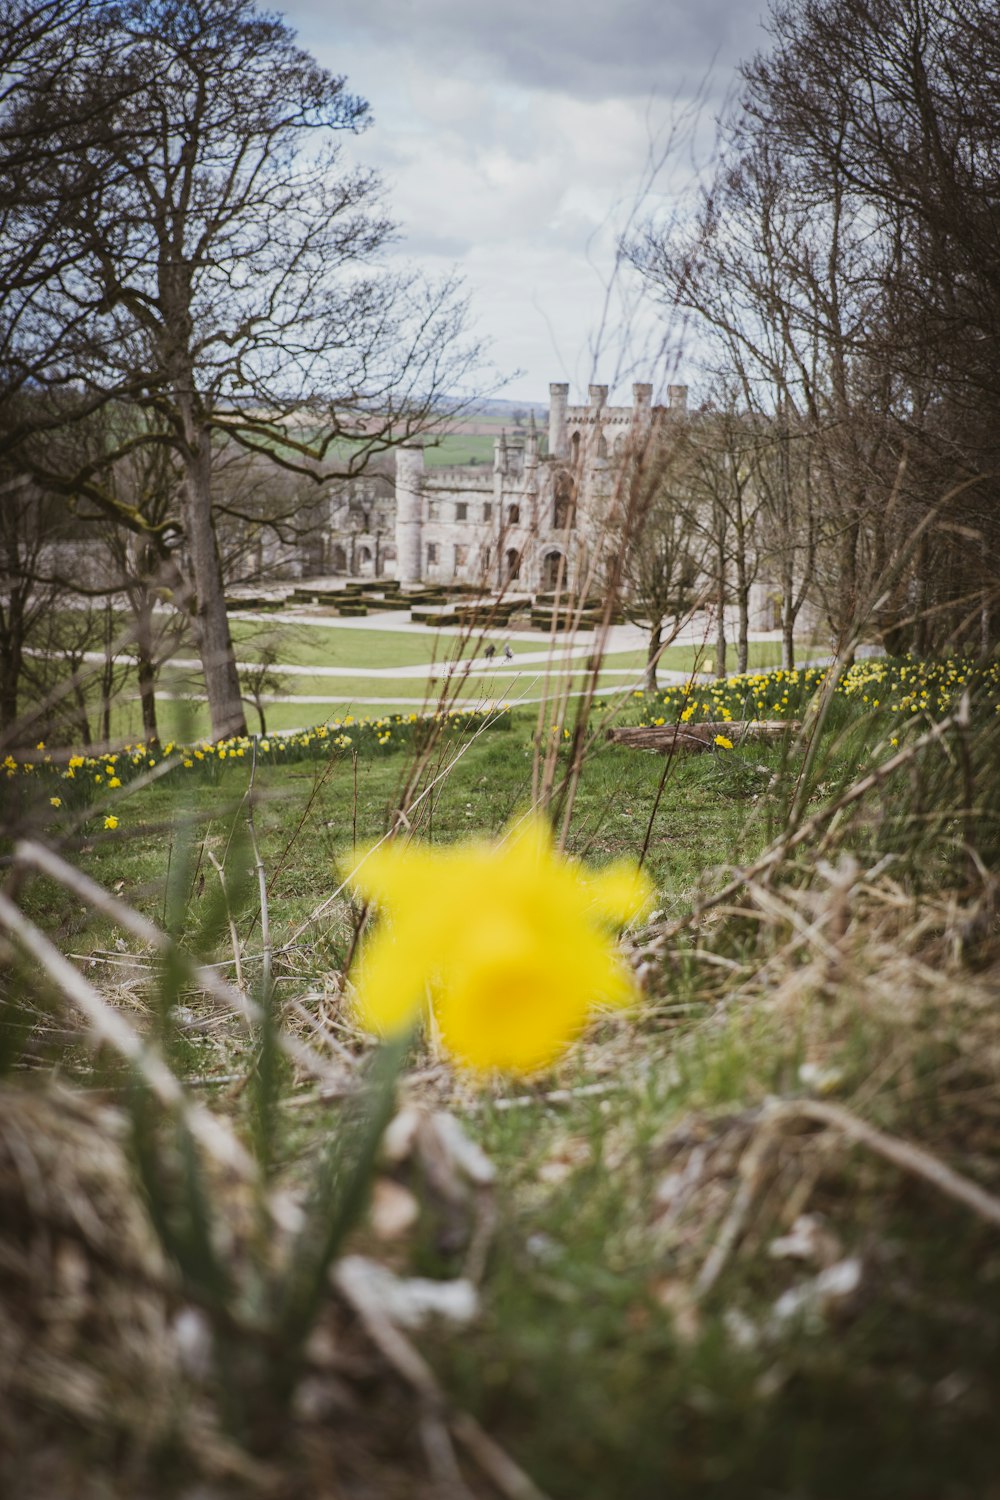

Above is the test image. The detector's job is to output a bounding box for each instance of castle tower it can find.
[394,443,425,585]
[667,384,688,412]
[548,382,569,458]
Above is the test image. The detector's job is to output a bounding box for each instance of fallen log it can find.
[606,720,801,753]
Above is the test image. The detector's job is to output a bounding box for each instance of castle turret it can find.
[524,411,539,474]
[588,384,608,410]
[667,384,688,413]
[549,382,569,458]
[523,412,539,523]
[493,429,508,476]
[394,443,424,585]
[632,383,653,426]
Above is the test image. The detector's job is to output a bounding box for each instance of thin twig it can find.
[772,1097,1000,1230]
[489,1081,620,1111]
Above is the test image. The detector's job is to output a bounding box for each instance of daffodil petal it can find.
[585,860,654,926]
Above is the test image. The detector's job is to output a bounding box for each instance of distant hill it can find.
[436,395,549,421]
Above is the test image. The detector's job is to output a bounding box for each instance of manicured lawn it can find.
[225,618,545,669]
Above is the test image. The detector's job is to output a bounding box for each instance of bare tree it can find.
[5,0,480,741]
[686,0,1000,652]
[611,423,705,692]
[686,393,767,675]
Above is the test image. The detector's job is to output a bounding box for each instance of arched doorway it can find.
[330,543,348,574]
[504,548,520,583]
[357,545,373,577]
[542,550,566,590]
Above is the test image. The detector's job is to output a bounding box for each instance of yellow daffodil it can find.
[714,734,734,750]
[49,796,61,808]
[104,814,119,830]
[346,815,652,1074]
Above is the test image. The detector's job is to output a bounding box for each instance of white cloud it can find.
[279,0,767,398]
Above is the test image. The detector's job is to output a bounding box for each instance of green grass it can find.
[20,721,769,945]
[224,619,544,669]
[22,606,828,749]
[8,672,1000,1498]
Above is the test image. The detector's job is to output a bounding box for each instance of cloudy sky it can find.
[279,0,771,404]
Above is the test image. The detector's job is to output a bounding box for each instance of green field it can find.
[421,432,497,466]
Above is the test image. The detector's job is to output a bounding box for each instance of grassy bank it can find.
[3,660,999,1497]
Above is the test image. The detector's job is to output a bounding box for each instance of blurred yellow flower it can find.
[714,734,734,750]
[346,815,652,1074]
[104,815,119,830]
[49,796,61,808]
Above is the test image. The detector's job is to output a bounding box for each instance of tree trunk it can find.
[782,557,796,669]
[134,602,159,745]
[137,651,159,745]
[644,620,662,693]
[736,552,749,675]
[715,545,727,677]
[100,601,115,745]
[0,589,25,733]
[71,676,92,746]
[180,425,247,741]
[0,642,19,732]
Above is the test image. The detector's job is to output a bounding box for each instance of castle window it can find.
[570,431,581,465]
[455,501,468,521]
[507,503,520,525]
[427,542,438,566]
[553,475,576,530]
[596,431,608,459]
[454,543,468,569]
[483,502,492,522]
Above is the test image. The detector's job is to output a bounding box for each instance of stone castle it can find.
[391,381,690,595]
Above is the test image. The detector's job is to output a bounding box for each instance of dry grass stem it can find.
[769,1098,1000,1230]
[14,839,346,1090]
[0,892,253,1179]
[332,1259,553,1500]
